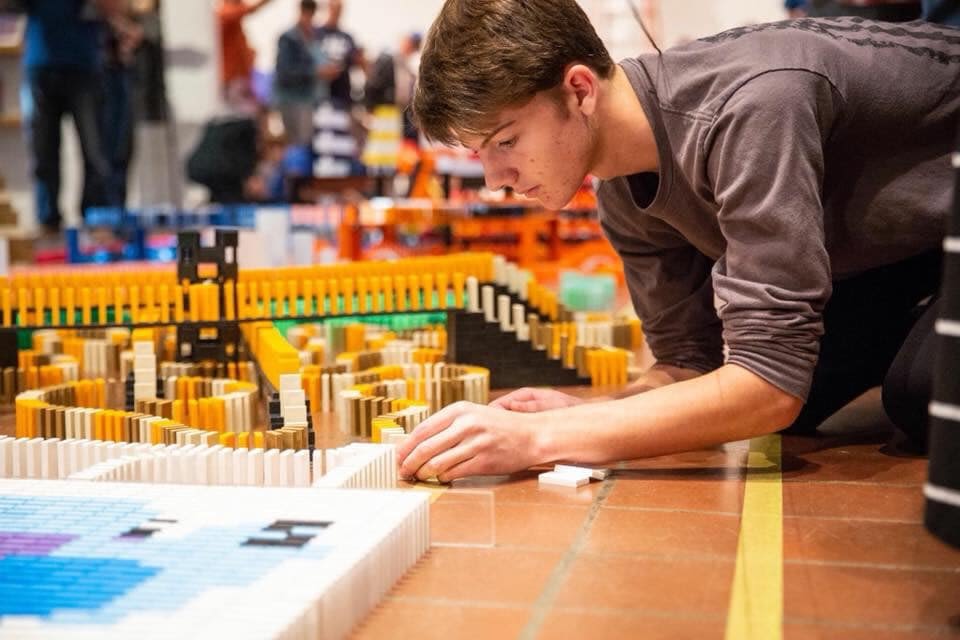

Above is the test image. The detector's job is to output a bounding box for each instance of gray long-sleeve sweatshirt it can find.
[598,17,960,400]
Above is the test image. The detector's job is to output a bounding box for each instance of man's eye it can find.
[498,137,517,149]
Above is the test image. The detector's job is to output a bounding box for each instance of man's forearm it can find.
[533,363,803,464]
[612,362,703,397]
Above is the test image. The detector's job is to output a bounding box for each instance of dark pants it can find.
[786,250,942,449]
[28,66,113,229]
[101,65,135,210]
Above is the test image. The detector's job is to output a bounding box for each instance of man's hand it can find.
[490,387,584,413]
[396,401,545,482]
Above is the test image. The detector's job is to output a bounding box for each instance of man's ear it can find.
[563,64,599,117]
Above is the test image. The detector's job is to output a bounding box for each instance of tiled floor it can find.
[2,387,957,639]
[352,389,960,639]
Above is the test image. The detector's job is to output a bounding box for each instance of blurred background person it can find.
[23,0,124,234]
[364,31,421,143]
[315,0,363,109]
[101,0,144,214]
[216,0,275,107]
[273,0,332,146]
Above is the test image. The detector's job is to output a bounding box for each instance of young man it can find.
[396,0,960,482]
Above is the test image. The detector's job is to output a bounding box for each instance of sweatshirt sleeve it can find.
[705,69,844,399]
[600,209,724,374]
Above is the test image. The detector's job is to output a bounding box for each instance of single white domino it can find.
[248,449,264,486]
[482,286,496,322]
[555,464,610,480]
[133,353,156,368]
[133,341,153,354]
[293,450,310,487]
[498,295,512,332]
[25,438,43,479]
[40,439,59,479]
[0,437,11,478]
[280,390,306,410]
[279,373,301,391]
[218,448,233,486]
[538,470,589,488]
[466,276,480,313]
[278,449,294,487]
[263,449,280,486]
[284,406,308,424]
[233,448,249,486]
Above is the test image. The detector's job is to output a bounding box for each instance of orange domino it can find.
[237,431,250,448]
[275,280,287,317]
[188,399,199,427]
[342,278,354,314]
[213,398,225,432]
[287,280,298,317]
[96,287,107,325]
[327,279,339,315]
[235,281,248,319]
[369,276,381,312]
[79,287,91,325]
[34,288,46,327]
[382,276,395,312]
[436,272,449,309]
[143,285,155,321]
[452,272,465,308]
[253,431,264,449]
[314,279,327,315]
[246,281,259,317]
[421,274,434,309]
[129,285,140,324]
[2,288,11,327]
[408,275,421,311]
[220,432,236,449]
[302,279,314,315]
[188,284,202,322]
[172,399,184,423]
[173,284,184,322]
[95,379,106,409]
[200,398,213,429]
[261,281,274,318]
[394,275,407,312]
[17,288,28,327]
[113,286,126,326]
[159,285,170,323]
[224,280,236,321]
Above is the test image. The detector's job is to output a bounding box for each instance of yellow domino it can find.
[436,272,449,309]
[34,288,45,327]
[452,272,465,309]
[342,278,354,314]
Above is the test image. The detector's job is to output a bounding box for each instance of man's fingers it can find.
[502,399,543,413]
[412,435,477,481]
[436,455,486,483]
[399,412,474,479]
[396,401,475,465]
[489,388,538,409]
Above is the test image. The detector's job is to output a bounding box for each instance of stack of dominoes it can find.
[132,341,157,402]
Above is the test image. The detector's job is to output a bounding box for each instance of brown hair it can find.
[412,0,614,146]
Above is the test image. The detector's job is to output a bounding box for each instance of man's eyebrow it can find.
[481,120,516,148]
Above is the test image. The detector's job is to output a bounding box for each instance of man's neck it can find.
[591,65,659,180]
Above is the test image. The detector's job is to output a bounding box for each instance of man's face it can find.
[460,91,594,210]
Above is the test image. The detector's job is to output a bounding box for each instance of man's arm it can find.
[397,362,801,480]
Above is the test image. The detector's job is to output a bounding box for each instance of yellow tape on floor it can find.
[725,434,783,640]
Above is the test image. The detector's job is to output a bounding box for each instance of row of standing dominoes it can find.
[0,434,399,489]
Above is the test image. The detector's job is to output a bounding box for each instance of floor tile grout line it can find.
[516,477,617,640]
